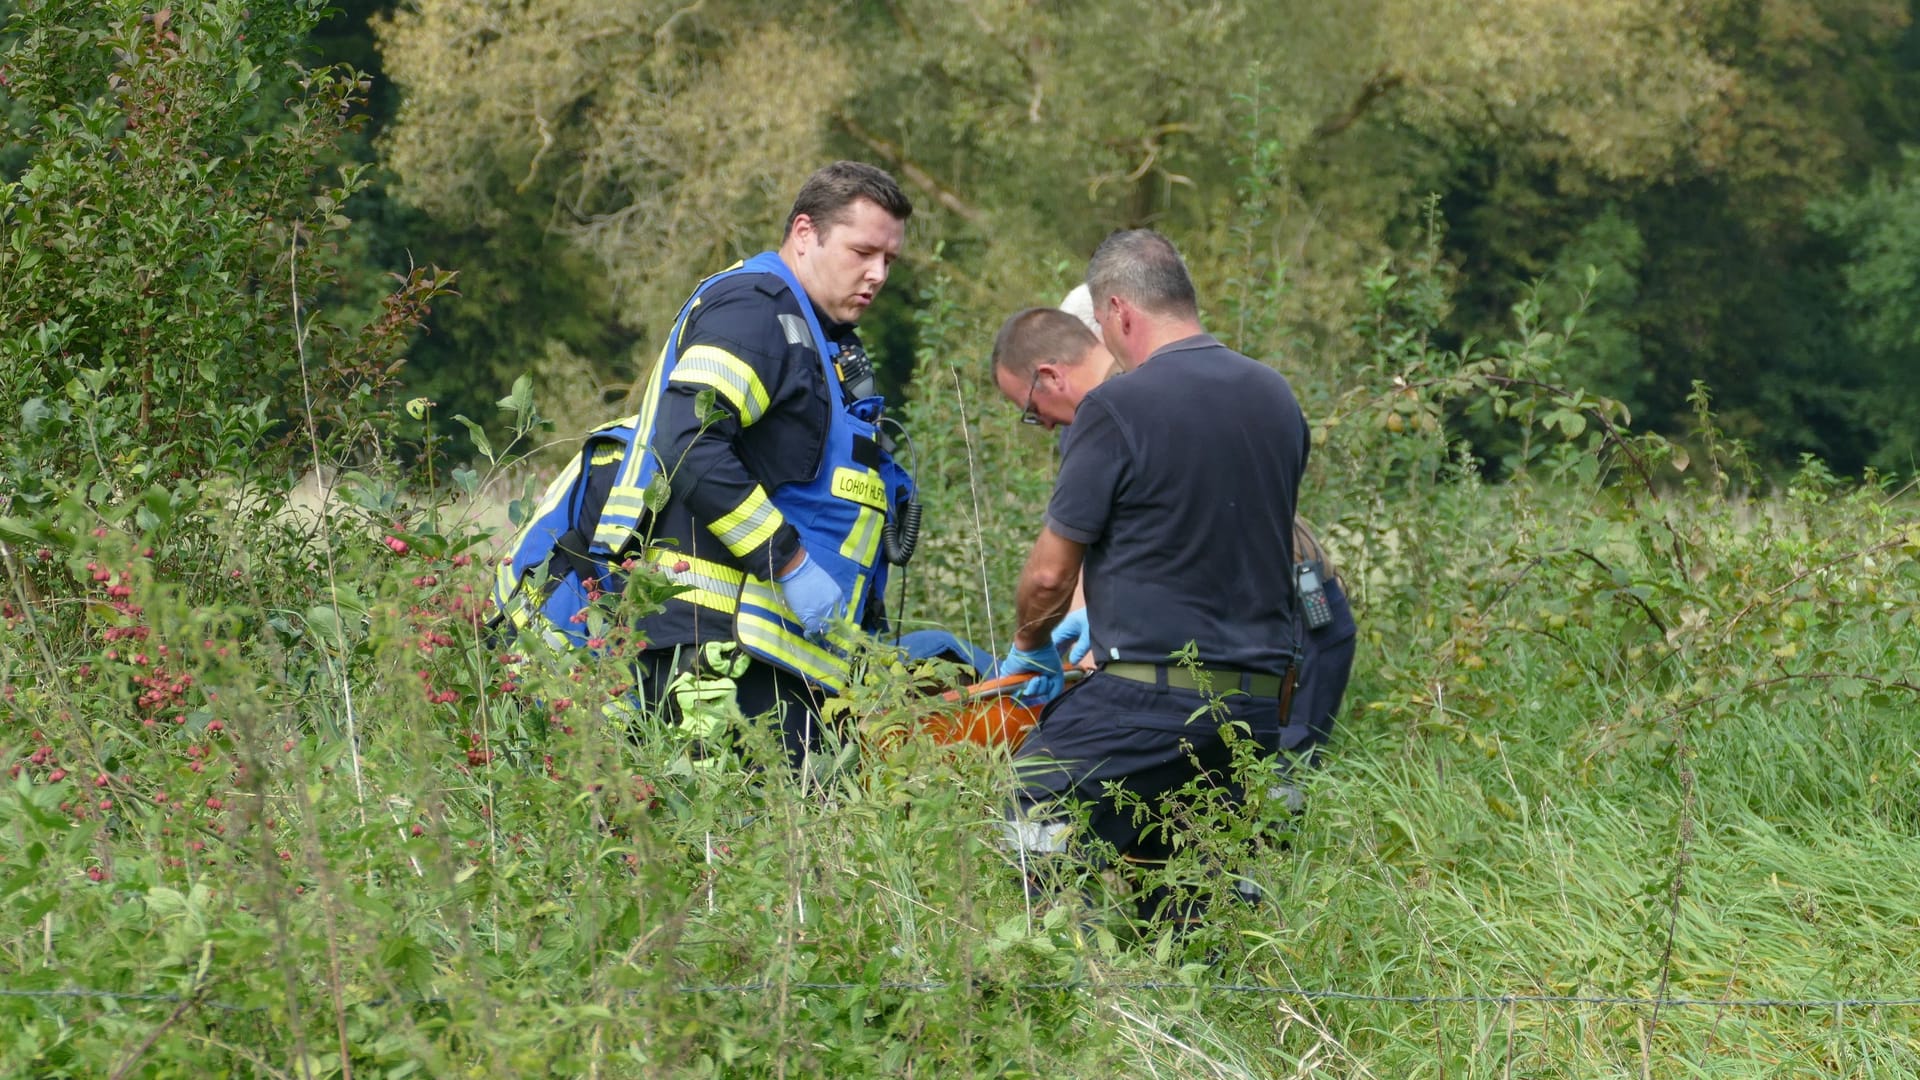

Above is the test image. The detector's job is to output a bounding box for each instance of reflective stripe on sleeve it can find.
[709,486,785,558]
[668,344,772,425]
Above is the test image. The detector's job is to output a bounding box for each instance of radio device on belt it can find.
[1297,560,1333,629]
[1279,560,1332,724]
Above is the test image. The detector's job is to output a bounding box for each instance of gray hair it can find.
[1085,230,1198,320]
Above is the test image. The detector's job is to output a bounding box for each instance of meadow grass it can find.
[6,460,1920,1078]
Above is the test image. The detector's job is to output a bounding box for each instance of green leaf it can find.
[498,373,534,416]
[452,414,494,462]
[0,516,42,546]
[18,893,60,926]
[0,865,40,902]
[644,472,671,513]
[306,605,342,643]
[146,886,188,918]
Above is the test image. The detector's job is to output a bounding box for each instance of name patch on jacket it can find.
[830,467,888,511]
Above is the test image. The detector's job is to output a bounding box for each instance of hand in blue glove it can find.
[997,642,1065,704]
[1050,608,1092,666]
[775,553,845,638]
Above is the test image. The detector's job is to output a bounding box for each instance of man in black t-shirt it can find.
[992,304,1357,761]
[993,231,1310,922]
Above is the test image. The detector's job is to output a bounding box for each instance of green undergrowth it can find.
[8,6,1920,1073]
[6,437,1920,1077]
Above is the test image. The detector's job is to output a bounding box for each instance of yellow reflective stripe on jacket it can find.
[736,579,851,692]
[838,503,884,567]
[668,345,771,425]
[601,351,669,523]
[628,350,669,481]
[495,452,588,604]
[709,486,785,558]
[497,591,572,652]
[644,549,744,615]
[591,398,655,552]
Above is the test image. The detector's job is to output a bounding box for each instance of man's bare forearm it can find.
[1013,527,1085,650]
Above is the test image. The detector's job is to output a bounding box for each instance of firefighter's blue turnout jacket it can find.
[493,253,915,692]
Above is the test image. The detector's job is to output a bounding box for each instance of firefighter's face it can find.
[790,198,905,324]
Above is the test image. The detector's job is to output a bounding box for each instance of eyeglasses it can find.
[1019,367,1044,426]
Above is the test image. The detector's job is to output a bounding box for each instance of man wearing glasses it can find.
[989,289,1356,767]
[990,291,1127,433]
[989,230,1311,926]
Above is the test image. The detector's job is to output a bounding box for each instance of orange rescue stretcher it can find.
[917,671,1071,750]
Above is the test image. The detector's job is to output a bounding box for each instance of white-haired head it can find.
[1058,283,1098,335]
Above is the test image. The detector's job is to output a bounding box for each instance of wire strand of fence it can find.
[8,983,1920,1014]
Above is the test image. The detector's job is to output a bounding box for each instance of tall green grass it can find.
[8,379,1920,1077]
[7,10,1920,1072]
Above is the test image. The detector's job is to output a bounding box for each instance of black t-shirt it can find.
[1046,334,1309,674]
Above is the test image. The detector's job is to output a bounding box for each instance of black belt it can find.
[1101,661,1287,699]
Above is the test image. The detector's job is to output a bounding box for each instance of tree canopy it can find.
[346,0,1920,472]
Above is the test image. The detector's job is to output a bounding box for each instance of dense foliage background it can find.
[323,0,1920,477]
[6,2,1920,1077]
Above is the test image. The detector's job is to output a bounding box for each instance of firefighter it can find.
[493,162,916,768]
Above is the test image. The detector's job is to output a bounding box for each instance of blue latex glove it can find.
[775,553,845,638]
[1050,608,1092,665]
[997,642,1065,703]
